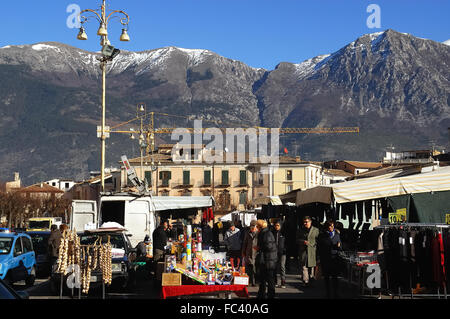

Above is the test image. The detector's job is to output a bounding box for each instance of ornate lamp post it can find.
[76,0,131,192]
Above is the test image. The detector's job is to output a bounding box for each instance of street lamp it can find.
[76,0,131,193]
[137,103,147,181]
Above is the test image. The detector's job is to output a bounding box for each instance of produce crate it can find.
[162,273,182,286]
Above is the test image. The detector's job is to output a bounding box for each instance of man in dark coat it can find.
[272,221,286,288]
[241,220,258,286]
[255,220,278,299]
[47,224,61,267]
[152,220,168,263]
[318,220,342,299]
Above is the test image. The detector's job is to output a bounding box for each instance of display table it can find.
[161,284,249,299]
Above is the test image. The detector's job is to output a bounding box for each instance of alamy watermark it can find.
[170,120,280,173]
[66,4,81,29]
[366,4,381,29]
[366,264,381,289]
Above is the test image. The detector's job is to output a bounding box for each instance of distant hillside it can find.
[0,29,448,185]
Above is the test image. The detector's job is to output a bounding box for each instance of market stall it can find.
[287,166,450,297]
[52,228,115,299]
[158,223,250,299]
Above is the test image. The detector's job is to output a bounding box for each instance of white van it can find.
[70,194,214,247]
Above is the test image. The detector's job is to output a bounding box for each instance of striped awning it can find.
[332,166,450,204]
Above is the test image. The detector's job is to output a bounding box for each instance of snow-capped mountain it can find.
[0,29,448,184]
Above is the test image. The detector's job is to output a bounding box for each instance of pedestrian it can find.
[317,220,342,299]
[224,222,242,268]
[255,219,278,299]
[165,222,177,241]
[241,220,259,286]
[201,220,213,250]
[47,224,62,270]
[272,221,287,288]
[152,220,169,263]
[296,216,320,286]
[136,235,151,259]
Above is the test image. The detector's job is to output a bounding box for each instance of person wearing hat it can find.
[241,220,259,286]
[136,235,151,259]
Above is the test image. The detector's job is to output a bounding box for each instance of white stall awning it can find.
[151,196,214,211]
[332,166,450,204]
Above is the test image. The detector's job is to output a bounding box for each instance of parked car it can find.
[26,231,52,277]
[79,229,136,288]
[50,228,136,295]
[0,278,29,299]
[0,232,36,287]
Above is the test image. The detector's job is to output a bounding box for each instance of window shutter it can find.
[183,171,190,185]
[240,170,247,185]
[222,170,229,185]
[145,171,152,185]
[204,171,211,185]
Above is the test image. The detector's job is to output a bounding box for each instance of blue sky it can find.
[2,0,449,69]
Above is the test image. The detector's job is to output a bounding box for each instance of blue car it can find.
[0,232,36,287]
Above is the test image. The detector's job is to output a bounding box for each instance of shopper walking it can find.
[296,216,320,286]
[224,222,242,268]
[318,220,342,299]
[255,220,278,299]
[272,221,287,288]
[241,220,259,286]
[47,224,62,268]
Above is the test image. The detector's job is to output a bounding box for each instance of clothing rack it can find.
[375,223,450,229]
[375,223,448,299]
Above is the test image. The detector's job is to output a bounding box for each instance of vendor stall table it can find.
[161,285,249,299]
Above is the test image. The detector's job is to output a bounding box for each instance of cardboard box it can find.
[162,273,182,286]
[233,275,249,286]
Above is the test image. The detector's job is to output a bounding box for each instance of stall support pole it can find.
[60,273,63,299]
[102,278,106,300]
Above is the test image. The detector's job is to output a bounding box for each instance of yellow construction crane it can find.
[106,106,360,155]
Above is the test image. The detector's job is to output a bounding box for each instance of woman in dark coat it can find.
[318,220,342,299]
[255,220,278,299]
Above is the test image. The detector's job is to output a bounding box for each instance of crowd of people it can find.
[42,217,344,299]
[221,217,344,299]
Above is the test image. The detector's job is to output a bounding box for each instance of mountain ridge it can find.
[0,29,448,185]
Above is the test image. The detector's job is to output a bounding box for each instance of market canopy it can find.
[252,196,283,206]
[296,186,333,206]
[331,166,450,204]
[151,196,214,211]
[294,167,450,206]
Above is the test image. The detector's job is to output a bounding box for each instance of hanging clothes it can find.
[409,230,418,286]
[431,232,446,289]
[377,230,387,272]
[202,207,214,223]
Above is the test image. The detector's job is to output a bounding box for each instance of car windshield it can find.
[28,221,50,229]
[29,234,49,254]
[0,238,13,254]
[80,233,126,250]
